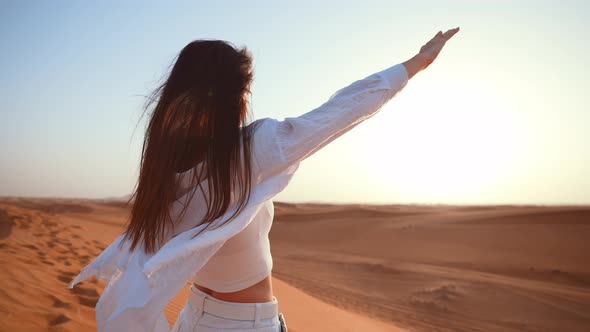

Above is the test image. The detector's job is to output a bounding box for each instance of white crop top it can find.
[69,62,409,332]
[191,199,275,292]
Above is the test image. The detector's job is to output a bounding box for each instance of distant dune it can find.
[0,197,589,331]
[271,202,590,332]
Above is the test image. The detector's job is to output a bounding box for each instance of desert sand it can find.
[0,197,589,331]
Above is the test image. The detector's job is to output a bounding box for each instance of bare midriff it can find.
[193,274,274,303]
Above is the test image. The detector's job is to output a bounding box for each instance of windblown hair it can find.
[121,39,256,254]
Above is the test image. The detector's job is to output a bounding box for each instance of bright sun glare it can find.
[357,76,527,202]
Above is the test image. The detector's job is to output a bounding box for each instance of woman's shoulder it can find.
[244,117,292,181]
[246,117,278,132]
[245,117,283,146]
[246,117,280,149]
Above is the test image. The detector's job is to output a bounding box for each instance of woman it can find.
[69,27,459,332]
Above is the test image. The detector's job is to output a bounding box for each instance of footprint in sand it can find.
[71,286,100,308]
[41,219,59,229]
[77,294,99,308]
[50,295,72,309]
[18,222,30,230]
[57,271,78,284]
[6,214,28,230]
[60,270,101,308]
[48,313,71,326]
[18,257,35,265]
[21,244,39,250]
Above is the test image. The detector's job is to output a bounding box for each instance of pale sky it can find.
[1,0,588,205]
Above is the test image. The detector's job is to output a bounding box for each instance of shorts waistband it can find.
[188,284,279,321]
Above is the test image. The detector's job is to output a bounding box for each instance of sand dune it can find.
[1,197,589,331]
[0,197,408,331]
[271,203,590,332]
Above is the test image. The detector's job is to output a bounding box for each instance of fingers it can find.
[429,27,459,45]
[442,27,460,41]
[423,27,459,53]
[429,31,442,43]
[425,31,443,47]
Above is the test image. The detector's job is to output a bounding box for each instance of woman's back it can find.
[68,60,410,332]
[172,60,411,304]
[67,27,460,331]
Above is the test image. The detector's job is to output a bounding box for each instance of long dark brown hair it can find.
[121,39,257,254]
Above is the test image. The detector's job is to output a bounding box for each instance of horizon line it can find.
[1,195,589,208]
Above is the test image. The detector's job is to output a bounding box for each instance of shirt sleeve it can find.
[250,63,409,182]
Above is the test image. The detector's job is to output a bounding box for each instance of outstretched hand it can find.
[402,27,460,79]
[418,27,460,69]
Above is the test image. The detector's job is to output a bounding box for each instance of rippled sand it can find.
[1,197,589,331]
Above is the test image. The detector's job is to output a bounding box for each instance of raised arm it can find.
[251,27,460,182]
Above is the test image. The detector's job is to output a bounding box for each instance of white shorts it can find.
[171,284,288,332]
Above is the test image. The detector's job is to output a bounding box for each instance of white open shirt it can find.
[68,62,409,331]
